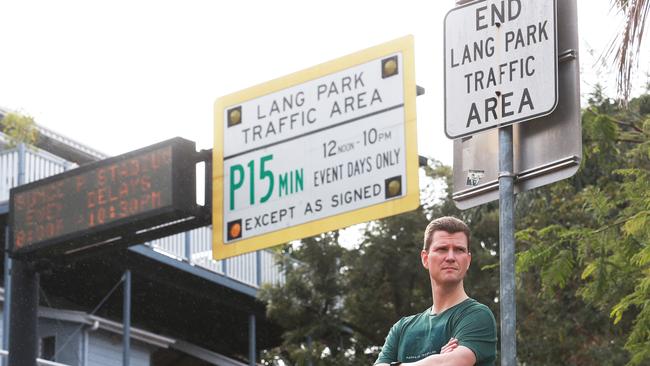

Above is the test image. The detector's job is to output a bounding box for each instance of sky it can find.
[1,0,648,166]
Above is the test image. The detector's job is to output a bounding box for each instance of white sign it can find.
[213,37,419,260]
[452,0,582,210]
[444,0,558,139]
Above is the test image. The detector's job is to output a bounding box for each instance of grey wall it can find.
[40,318,83,365]
[0,314,155,366]
[86,331,152,366]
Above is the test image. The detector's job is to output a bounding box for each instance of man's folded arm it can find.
[374,345,476,366]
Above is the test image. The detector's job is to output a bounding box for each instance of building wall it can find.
[1,314,155,366]
[86,332,152,366]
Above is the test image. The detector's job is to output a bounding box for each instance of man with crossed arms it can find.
[375,216,497,366]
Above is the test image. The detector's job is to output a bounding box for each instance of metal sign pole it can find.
[248,314,256,366]
[498,125,516,366]
[8,142,39,366]
[2,227,12,366]
[448,1,580,364]
[123,270,131,366]
[8,258,39,366]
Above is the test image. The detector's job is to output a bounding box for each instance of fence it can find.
[0,350,70,366]
[0,146,71,201]
[147,226,285,287]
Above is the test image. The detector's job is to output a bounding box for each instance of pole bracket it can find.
[559,49,577,63]
[498,171,516,179]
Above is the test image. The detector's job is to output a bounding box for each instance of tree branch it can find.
[586,107,645,133]
[591,211,650,234]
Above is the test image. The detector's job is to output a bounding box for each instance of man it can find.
[375,216,497,366]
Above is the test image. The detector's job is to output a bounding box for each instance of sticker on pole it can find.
[444,0,558,139]
[213,36,419,260]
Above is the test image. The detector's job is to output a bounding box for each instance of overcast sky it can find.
[1,0,648,165]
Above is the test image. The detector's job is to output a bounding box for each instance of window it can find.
[39,336,55,361]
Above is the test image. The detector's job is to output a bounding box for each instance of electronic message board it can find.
[213,36,419,260]
[9,137,197,258]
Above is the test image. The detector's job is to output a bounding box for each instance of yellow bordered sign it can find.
[213,36,418,260]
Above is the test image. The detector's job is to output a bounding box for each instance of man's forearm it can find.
[373,339,472,366]
[402,346,476,366]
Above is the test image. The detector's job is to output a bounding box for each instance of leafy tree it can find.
[259,232,353,366]
[0,112,39,147]
[515,89,650,365]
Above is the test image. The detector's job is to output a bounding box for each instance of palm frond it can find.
[605,0,650,104]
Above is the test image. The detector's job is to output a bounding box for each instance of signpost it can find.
[444,1,579,366]
[451,0,581,209]
[213,36,419,260]
[444,0,558,138]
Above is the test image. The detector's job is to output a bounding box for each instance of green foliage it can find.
[0,112,39,147]
[258,232,355,365]
[515,90,650,365]
[344,207,431,347]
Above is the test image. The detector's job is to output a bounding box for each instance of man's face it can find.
[421,231,471,286]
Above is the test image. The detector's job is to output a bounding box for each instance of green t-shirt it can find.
[375,298,497,366]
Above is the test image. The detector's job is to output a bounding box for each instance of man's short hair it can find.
[423,216,471,252]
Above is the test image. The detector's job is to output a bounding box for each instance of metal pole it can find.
[248,314,256,366]
[7,142,40,366]
[3,143,26,361]
[8,259,39,366]
[306,335,313,366]
[123,270,131,366]
[255,251,262,287]
[17,143,26,189]
[184,231,191,263]
[499,125,516,366]
[2,228,12,363]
